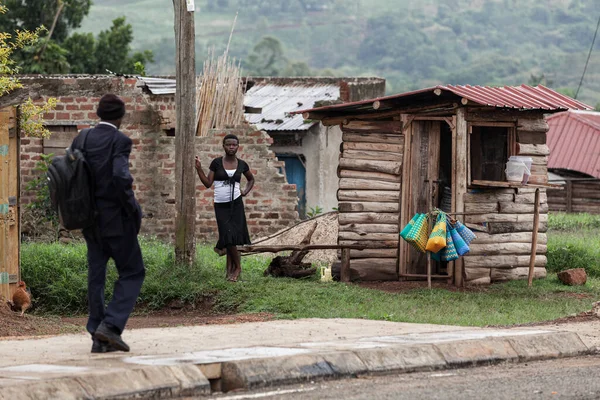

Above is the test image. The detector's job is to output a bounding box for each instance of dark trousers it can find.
[84,218,145,335]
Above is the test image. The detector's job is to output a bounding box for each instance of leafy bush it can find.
[547,232,600,277]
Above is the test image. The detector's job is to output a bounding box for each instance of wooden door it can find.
[400,120,443,276]
[0,106,19,300]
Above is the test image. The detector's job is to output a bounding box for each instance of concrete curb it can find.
[220,332,591,392]
[0,364,210,400]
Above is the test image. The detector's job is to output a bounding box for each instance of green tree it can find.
[245,36,287,76]
[0,0,91,43]
[92,17,153,74]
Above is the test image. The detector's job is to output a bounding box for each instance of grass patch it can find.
[21,237,600,327]
[547,212,600,276]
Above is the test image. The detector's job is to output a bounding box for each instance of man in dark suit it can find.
[71,94,145,353]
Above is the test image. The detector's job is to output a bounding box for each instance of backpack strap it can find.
[75,128,93,154]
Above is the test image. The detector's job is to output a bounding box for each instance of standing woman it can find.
[195,134,255,281]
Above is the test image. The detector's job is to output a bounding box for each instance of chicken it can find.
[11,281,31,317]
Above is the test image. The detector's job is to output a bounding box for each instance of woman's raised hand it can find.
[195,156,202,171]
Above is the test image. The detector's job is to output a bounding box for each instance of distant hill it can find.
[80,0,600,106]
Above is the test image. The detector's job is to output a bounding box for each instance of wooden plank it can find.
[0,107,12,300]
[517,118,549,132]
[339,239,399,249]
[339,212,400,224]
[530,156,548,166]
[337,190,399,202]
[470,180,557,189]
[338,231,399,241]
[498,202,549,214]
[343,141,404,153]
[465,212,549,224]
[464,192,514,203]
[8,106,19,294]
[566,180,573,213]
[463,255,547,268]
[473,232,547,245]
[339,157,402,175]
[491,267,546,282]
[338,201,399,213]
[341,248,350,282]
[514,191,548,204]
[339,169,402,183]
[348,248,398,259]
[469,243,547,256]
[339,223,399,233]
[517,131,546,145]
[398,115,412,280]
[528,188,540,286]
[488,221,548,234]
[342,149,403,162]
[342,132,403,144]
[344,120,404,134]
[464,202,500,213]
[517,143,550,156]
[339,178,401,191]
[348,258,398,281]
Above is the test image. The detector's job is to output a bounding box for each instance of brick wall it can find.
[19,75,299,242]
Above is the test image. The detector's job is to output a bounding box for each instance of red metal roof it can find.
[547,111,600,178]
[297,84,592,115]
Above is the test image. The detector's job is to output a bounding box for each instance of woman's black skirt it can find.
[214,197,251,250]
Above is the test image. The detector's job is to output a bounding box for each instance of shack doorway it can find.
[401,120,454,279]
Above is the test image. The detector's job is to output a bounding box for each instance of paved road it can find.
[207,355,600,400]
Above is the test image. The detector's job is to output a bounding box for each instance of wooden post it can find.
[528,188,541,287]
[426,180,432,289]
[341,248,351,282]
[453,109,467,287]
[173,0,197,265]
[566,180,573,213]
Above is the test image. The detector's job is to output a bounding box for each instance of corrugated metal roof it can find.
[140,77,176,95]
[547,110,600,178]
[296,84,593,115]
[139,77,340,131]
[244,83,339,131]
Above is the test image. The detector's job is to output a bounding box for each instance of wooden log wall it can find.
[462,187,548,285]
[516,118,549,185]
[337,121,403,281]
[548,180,600,214]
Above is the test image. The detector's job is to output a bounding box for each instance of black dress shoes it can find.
[93,322,130,352]
[91,337,118,353]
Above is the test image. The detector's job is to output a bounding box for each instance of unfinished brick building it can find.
[19,75,299,242]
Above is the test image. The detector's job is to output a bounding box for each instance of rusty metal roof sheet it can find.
[547,110,600,178]
[139,77,340,131]
[296,84,592,115]
[140,77,176,95]
[244,83,339,131]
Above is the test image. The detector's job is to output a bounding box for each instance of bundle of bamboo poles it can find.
[195,47,245,137]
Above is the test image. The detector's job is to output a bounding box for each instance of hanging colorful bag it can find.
[454,220,476,244]
[402,213,429,253]
[426,212,447,253]
[450,223,470,256]
[400,213,420,239]
[441,229,459,262]
[431,249,442,262]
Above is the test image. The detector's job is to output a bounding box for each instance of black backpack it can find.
[47,128,97,231]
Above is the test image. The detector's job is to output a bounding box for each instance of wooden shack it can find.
[546,110,600,214]
[299,85,592,286]
[0,106,20,300]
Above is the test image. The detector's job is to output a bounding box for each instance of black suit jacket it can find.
[71,123,141,237]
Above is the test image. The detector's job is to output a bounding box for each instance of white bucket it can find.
[505,160,527,182]
[509,156,533,184]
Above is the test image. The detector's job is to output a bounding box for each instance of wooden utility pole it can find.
[173,0,197,265]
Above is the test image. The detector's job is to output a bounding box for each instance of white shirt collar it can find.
[98,121,118,130]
